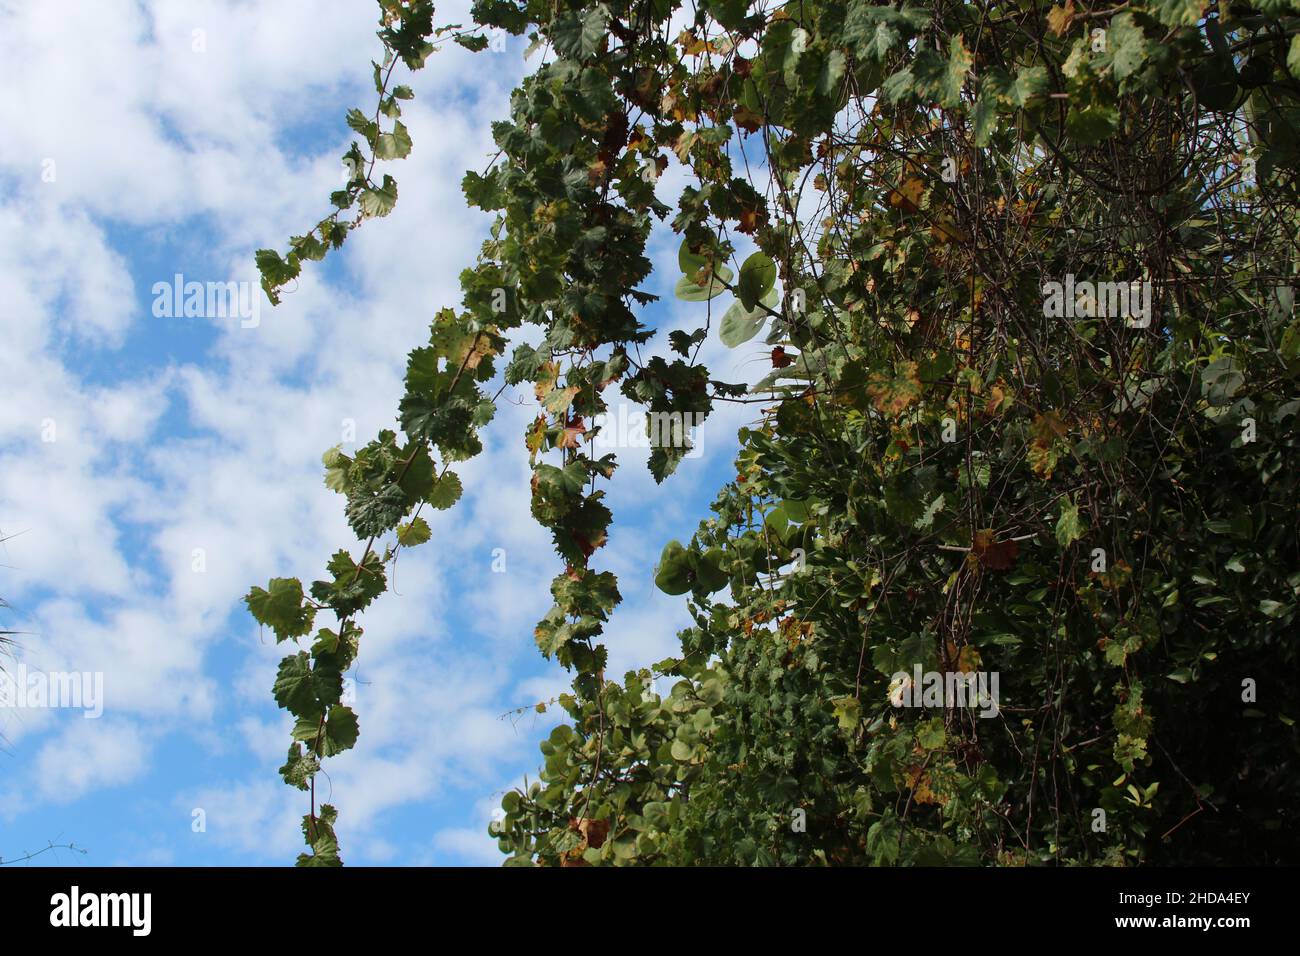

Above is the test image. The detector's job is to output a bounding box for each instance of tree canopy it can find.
[248,0,1300,866]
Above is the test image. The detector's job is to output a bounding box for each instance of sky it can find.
[0,0,773,866]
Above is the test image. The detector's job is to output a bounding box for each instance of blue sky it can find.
[0,0,769,865]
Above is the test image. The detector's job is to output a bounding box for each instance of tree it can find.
[250,0,1300,866]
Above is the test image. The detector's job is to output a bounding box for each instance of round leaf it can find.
[719,288,778,347]
[736,251,776,310]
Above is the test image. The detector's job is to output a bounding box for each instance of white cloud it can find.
[0,0,763,864]
[25,718,149,805]
[432,825,502,866]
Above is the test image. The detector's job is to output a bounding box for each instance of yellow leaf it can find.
[930,217,970,244]
[866,360,923,417]
[1047,1,1075,37]
[534,361,560,401]
[888,177,925,212]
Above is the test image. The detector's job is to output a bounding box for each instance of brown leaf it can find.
[957,645,983,673]
[737,206,766,234]
[577,818,610,849]
[904,765,945,806]
[458,333,495,371]
[984,382,1007,417]
[572,530,607,559]
[971,529,1019,570]
[733,105,764,133]
[558,415,587,449]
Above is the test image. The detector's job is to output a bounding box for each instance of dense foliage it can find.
[249,0,1300,866]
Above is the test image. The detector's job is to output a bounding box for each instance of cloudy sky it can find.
[0,0,768,865]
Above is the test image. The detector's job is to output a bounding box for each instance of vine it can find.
[250,1,1300,865]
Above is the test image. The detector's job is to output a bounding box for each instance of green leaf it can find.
[940,35,972,108]
[396,515,432,546]
[297,832,341,867]
[1007,66,1047,107]
[427,470,463,509]
[1201,358,1244,406]
[818,49,847,97]
[296,805,341,867]
[1259,599,1289,618]
[1067,102,1120,144]
[832,696,861,732]
[1106,14,1151,85]
[654,540,693,595]
[245,578,315,642]
[274,651,343,719]
[914,493,946,531]
[972,91,998,147]
[859,20,900,61]
[866,816,901,864]
[736,252,776,310]
[397,444,435,503]
[454,33,490,52]
[310,550,386,617]
[1151,0,1207,27]
[1056,497,1084,548]
[551,5,609,59]
[533,461,585,499]
[551,568,622,617]
[917,717,946,750]
[345,107,377,142]
[719,296,771,347]
[881,67,916,104]
[322,445,351,493]
[255,249,300,305]
[293,704,360,757]
[311,628,340,656]
[279,743,320,791]
[678,237,710,273]
[674,265,733,302]
[695,549,729,593]
[345,483,407,538]
[375,120,413,160]
[360,175,398,217]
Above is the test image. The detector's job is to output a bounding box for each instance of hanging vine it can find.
[249,0,1300,865]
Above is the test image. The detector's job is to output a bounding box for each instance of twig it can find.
[0,841,87,865]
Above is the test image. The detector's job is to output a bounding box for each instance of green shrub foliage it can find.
[250,0,1300,865]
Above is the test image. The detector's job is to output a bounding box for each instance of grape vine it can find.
[250,0,1300,866]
